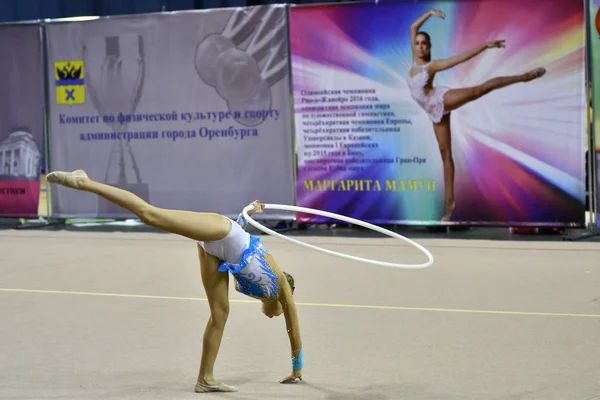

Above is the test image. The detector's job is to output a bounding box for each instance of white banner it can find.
[46,6,294,219]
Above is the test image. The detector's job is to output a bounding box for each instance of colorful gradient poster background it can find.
[290,0,586,225]
[591,0,600,228]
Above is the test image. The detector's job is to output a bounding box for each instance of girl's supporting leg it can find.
[432,114,456,221]
[195,245,237,393]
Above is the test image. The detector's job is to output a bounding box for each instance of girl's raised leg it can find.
[443,68,546,112]
[47,170,231,242]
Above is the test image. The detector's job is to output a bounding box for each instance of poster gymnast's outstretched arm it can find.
[46,169,303,393]
[407,9,546,221]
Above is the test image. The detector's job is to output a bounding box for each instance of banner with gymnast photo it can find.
[46,6,294,219]
[0,24,44,218]
[591,0,600,228]
[290,0,587,226]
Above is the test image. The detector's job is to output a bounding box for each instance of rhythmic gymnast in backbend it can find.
[407,9,546,221]
[46,169,302,393]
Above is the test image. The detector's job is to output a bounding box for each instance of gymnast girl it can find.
[407,9,546,221]
[46,169,302,393]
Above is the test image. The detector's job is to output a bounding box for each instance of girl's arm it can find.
[428,40,505,73]
[278,274,303,384]
[410,10,445,60]
[235,200,264,230]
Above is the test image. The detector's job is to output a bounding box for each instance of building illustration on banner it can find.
[54,61,86,105]
[194,6,287,127]
[0,131,41,180]
[82,33,149,215]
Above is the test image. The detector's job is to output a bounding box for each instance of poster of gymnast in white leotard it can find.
[290,0,586,227]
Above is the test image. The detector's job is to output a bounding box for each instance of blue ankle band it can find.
[292,349,303,370]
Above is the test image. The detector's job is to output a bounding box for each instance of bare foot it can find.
[523,67,546,82]
[46,170,89,190]
[441,200,456,222]
[194,379,238,393]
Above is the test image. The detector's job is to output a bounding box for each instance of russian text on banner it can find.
[289,0,587,226]
[46,6,294,219]
[0,24,44,218]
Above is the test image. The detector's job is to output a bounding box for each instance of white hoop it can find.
[242,204,434,269]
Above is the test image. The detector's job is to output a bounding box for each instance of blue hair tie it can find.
[292,349,303,370]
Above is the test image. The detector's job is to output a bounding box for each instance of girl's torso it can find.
[197,217,250,264]
[408,62,436,96]
[229,240,282,300]
[198,219,281,300]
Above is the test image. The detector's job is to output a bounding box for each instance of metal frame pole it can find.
[14,19,66,229]
[565,0,599,241]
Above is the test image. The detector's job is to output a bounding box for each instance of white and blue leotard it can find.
[197,214,281,300]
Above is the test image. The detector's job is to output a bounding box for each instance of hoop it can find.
[242,204,434,269]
